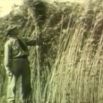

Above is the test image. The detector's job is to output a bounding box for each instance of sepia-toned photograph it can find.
[0,0,103,103]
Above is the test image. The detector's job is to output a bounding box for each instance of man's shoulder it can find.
[5,38,16,47]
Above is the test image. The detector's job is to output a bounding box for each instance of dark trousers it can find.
[7,58,32,103]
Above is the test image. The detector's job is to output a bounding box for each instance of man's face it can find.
[13,29,19,36]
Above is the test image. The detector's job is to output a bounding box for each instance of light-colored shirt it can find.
[4,37,37,70]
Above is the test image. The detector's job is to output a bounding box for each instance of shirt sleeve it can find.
[22,37,37,46]
[4,41,12,70]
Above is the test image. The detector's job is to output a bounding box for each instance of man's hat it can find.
[6,25,18,36]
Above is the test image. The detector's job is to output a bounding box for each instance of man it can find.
[4,25,38,103]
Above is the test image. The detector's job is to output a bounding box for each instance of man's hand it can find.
[5,67,12,76]
[6,70,12,76]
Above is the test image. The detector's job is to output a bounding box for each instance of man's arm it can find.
[4,42,12,75]
[25,39,37,46]
[23,37,41,46]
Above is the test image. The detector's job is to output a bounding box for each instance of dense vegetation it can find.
[0,0,103,103]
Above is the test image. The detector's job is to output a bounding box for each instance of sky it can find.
[0,0,85,17]
[46,0,84,3]
[0,0,23,17]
